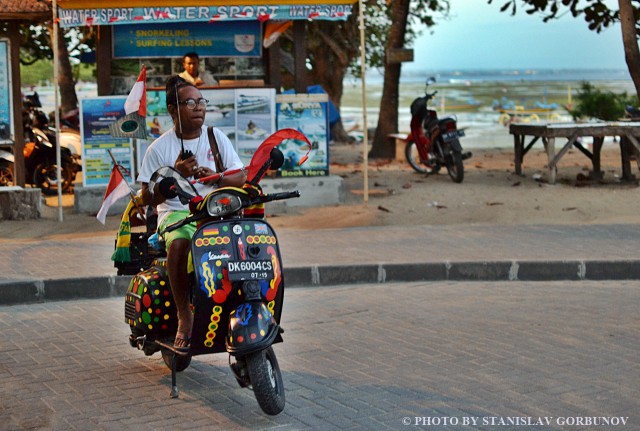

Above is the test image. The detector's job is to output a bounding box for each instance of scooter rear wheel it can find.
[246,346,285,415]
[161,349,192,372]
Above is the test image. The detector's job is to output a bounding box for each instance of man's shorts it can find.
[158,210,196,249]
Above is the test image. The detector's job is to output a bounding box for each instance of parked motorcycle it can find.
[1,92,82,193]
[405,77,471,183]
[124,129,311,415]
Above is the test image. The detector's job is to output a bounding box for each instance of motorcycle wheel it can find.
[33,163,73,195]
[246,346,285,415]
[161,349,192,372]
[444,145,465,183]
[0,161,14,187]
[404,141,430,174]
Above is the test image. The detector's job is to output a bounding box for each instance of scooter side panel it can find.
[124,259,178,338]
[189,219,285,356]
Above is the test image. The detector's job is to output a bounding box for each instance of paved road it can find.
[1,280,638,430]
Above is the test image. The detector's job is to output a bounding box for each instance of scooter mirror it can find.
[426,77,436,85]
[149,166,199,204]
[269,147,285,170]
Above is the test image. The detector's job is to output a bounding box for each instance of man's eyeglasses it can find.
[178,98,208,110]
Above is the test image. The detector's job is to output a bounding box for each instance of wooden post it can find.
[591,136,604,180]
[266,38,281,92]
[8,22,24,187]
[96,25,112,96]
[293,21,306,94]
[514,133,523,175]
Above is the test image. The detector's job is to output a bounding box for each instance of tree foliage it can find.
[569,81,637,120]
[488,0,635,33]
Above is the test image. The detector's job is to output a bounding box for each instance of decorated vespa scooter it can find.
[124,129,311,415]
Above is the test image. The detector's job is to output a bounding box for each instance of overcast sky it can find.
[404,0,625,71]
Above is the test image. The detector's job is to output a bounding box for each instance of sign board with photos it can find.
[80,96,135,187]
[137,88,277,172]
[275,93,329,177]
[136,89,330,177]
[0,39,13,145]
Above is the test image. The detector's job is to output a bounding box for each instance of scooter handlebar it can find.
[259,191,301,203]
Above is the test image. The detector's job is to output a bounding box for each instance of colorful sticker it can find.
[255,223,268,234]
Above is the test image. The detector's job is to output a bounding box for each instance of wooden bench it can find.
[509,122,640,184]
[387,133,409,161]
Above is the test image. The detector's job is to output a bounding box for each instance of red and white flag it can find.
[96,166,130,224]
[124,65,147,116]
[110,66,148,139]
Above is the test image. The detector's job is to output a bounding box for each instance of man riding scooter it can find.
[137,76,245,353]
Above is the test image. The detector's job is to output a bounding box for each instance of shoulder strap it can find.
[207,126,225,173]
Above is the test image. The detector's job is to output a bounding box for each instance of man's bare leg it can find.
[167,238,193,349]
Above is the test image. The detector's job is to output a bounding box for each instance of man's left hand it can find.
[194,167,217,184]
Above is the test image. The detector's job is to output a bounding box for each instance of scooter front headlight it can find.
[206,192,243,217]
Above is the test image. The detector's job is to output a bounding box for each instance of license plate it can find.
[226,260,274,281]
[442,130,464,140]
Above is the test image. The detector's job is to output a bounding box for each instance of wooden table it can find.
[509,122,640,183]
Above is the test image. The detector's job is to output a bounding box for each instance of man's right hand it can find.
[174,153,198,178]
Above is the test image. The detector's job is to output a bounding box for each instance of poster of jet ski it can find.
[276,94,329,177]
[235,88,276,166]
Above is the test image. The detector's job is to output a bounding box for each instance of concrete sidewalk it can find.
[2,223,640,304]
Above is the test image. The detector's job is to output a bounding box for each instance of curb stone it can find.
[1,260,639,305]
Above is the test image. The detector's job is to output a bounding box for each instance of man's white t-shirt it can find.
[137,125,243,226]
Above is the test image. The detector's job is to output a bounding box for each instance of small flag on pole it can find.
[96,165,131,224]
[263,21,292,48]
[110,66,148,139]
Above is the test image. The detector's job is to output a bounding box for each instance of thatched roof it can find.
[0,0,51,21]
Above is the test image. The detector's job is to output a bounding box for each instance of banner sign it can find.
[59,4,353,27]
[276,93,328,177]
[113,21,260,58]
[0,39,13,144]
[80,97,135,187]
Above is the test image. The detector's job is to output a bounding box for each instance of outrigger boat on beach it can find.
[493,97,563,125]
[492,97,559,114]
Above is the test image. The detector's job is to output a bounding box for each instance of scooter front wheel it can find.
[246,346,285,415]
[404,141,430,174]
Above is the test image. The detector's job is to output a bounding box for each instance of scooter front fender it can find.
[226,301,279,355]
